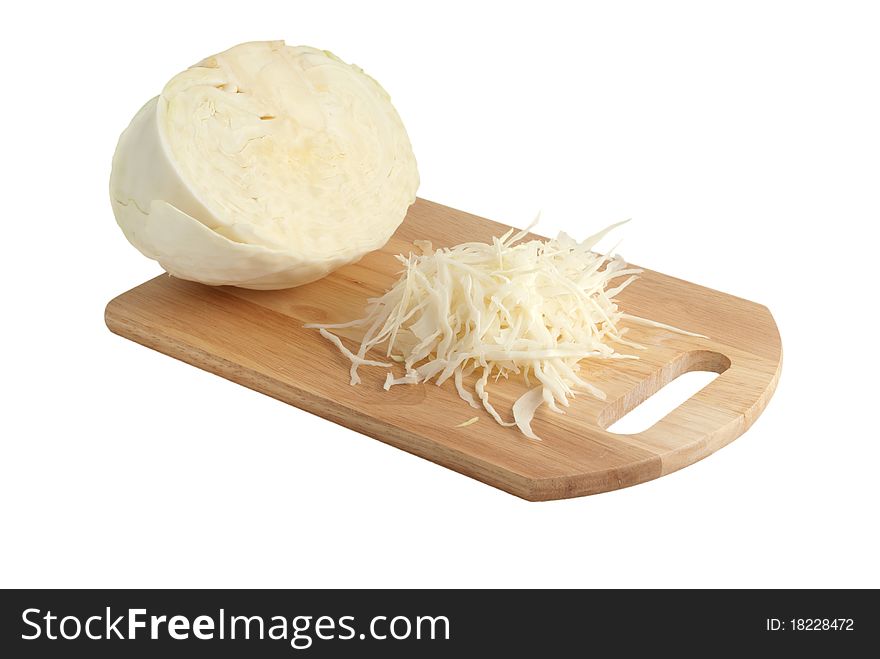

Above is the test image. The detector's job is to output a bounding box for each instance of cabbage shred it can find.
[307,220,648,440]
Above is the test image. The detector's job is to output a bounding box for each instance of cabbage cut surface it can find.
[110,40,419,289]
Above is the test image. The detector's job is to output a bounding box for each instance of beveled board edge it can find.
[105,298,543,499]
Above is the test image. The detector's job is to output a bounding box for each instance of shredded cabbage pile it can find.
[308,220,680,439]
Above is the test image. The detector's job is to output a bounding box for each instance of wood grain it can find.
[105,198,782,500]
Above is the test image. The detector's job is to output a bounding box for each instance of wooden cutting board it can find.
[105,198,781,500]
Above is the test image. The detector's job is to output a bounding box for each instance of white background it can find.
[1,1,878,588]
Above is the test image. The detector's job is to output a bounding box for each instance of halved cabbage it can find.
[110,40,419,289]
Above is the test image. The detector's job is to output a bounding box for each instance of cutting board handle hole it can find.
[600,350,730,435]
